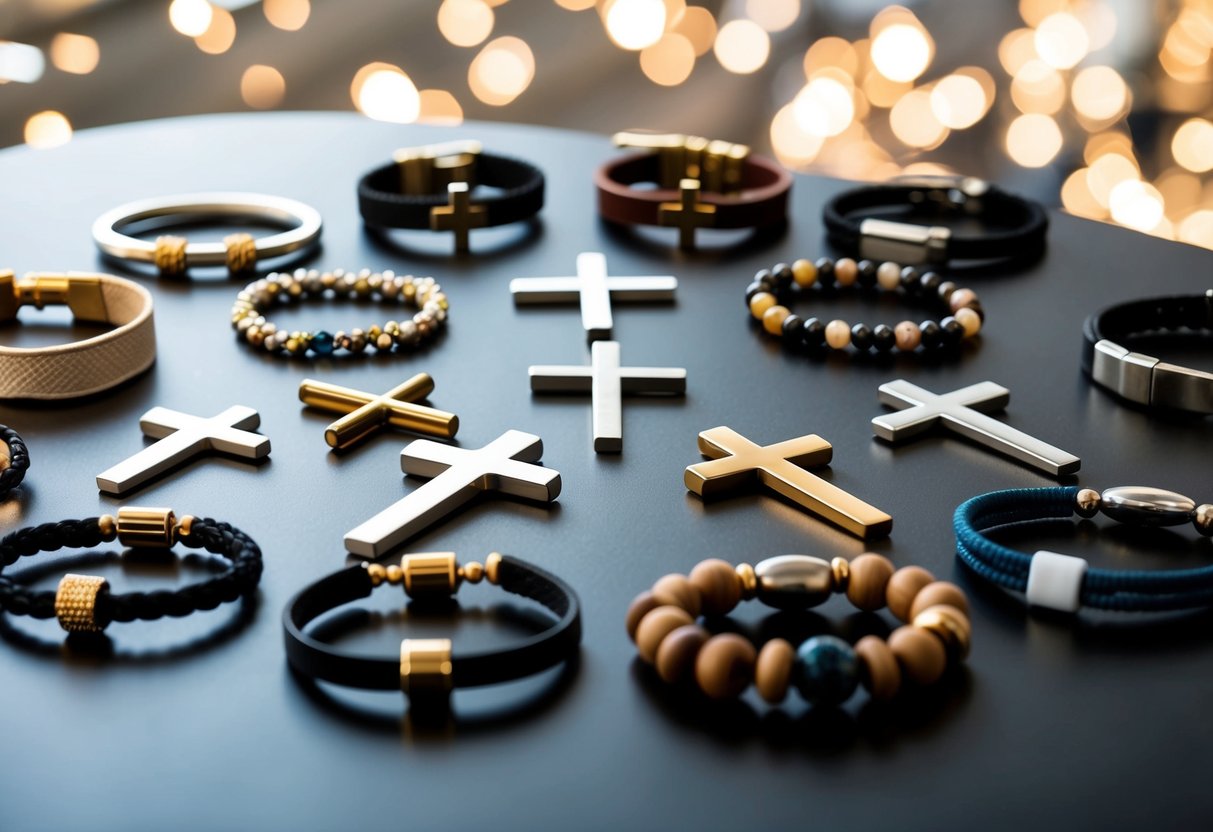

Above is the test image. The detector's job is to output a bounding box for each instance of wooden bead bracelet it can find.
[231,268,448,357]
[744,257,984,355]
[626,554,971,706]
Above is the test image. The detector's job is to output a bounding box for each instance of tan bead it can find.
[834,257,858,287]
[656,624,710,684]
[749,291,777,319]
[651,573,702,617]
[635,606,694,664]
[888,625,947,686]
[688,559,742,616]
[909,581,970,620]
[886,565,935,621]
[694,633,757,700]
[625,590,662,641]
[762,305,790,335]
[913,604,972,660]
[949,288,979,312]
[754,638,796,703]
[876,261,901,290]
[894,320,921,351]
[954,306,982,337]
[791,258,817,287]
[824,319,851,349]
[855,635,901,701]
[845,553,895,611]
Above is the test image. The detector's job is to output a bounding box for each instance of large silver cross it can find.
[96,405,271,495]
[872,379,1081,476]
[529,340,686,453]
[344,429,561,559]
[509,251,677,341]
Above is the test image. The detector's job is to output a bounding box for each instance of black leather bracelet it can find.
[1082,291,1213,413]
[0,507,262,633]
[822,177,1048,266]
[283,552,581,700]
[357,141,544,253]
[0,425,29,496]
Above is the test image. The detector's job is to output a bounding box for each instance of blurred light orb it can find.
[1005,113,1061,168]
[1086,153,1139,208]
[803,36,858,79]
[746,0,800,33]
[241,64,286,109]
[554,0,596,9]
[169,0,214,38]
[871,24,931,83]
[1109,180,1165,232]
[49,34,99,75]
[1018,0,1068,27]
[469,36,535,105]
[930,74,987,129]
[437,0,494,48]
[418,89,464,125]
[24,110,72,149]
[1071,66,1128,122]
[862,70,910,108]
[1010,59,1065,114]
[1080,1,1118,51]
[998,28,1037,76]
[1061,168,1106,219]
[352,63,421,123]
[1177,210,1213,249]
[675,6,717,57]
[770,103,824,166]
[714,19,770,74]
[640,33,695,86]
[1034,12,1088,69]
[890,90,947,148]
[604,0,667,51]
[1172,119,1213,173]
[0,41,46,84]
[195,7,236,55]
[792,76,854,137]
[264,0,310,32]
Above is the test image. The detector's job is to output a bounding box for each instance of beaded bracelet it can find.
[745,257,983,354]
[231,268,448,357]
[0,425,30,496]
[626,554,971,707]
[955,485,1213,614]
[0,506,262,635]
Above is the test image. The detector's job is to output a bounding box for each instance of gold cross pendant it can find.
[658,178,716,250]
[684,426,893,540]
[298,373,459,450]
[430,182,488,253]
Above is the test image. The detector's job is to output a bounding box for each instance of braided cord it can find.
[0,425,30,495]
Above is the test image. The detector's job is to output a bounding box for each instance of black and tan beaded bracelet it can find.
[0,425,30,497]
[231,268,448,357]
[744,257,984,355]
[627,554,971,706]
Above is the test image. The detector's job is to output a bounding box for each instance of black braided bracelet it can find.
[0,506,262,634]
[0,425,29,496]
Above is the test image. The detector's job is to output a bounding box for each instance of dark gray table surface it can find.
[0,113,1210,832]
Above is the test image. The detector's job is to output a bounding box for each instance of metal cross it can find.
[872,379,1081,477]
[298,373,458,450]
[344,429,561,559]
[684,426,893,540]
[509,251,677,341]
[658,178,716,250]
[429,182,487,253]
[529,340,686,453]
[96,405,271,495]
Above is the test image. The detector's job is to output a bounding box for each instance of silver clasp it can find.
[858,219,950,265]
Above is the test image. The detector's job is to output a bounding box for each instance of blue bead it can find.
[793,635,859,706]
[311,330,335,355]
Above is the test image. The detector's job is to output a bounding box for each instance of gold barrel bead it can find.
[55,574,109,633]
[485,552,503,585]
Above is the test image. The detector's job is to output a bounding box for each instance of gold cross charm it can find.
[658,178,716,250]
[298,373,459,450]
[430,182,487,253]
[684,426,892,540]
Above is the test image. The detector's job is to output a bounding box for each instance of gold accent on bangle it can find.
[459,562,484,584]
[55,574,109,633]
[612,131,749,192]
[117,506,177,548]
[485,552,503,585]
[430,182,488,254]
[177,515,195,538]
[735,562,757,600]
[401,552,459,599]
[365,562,388,587]
[831,556,851,593]
[224,232,257,273]
[97,514,117,540]
[400,638,453,697]
[154,235,187,275]
[394,139,481,195]
[0,270,109,323]
[657,178,716,251]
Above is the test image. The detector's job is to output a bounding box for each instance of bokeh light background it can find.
[3,0,1213,249]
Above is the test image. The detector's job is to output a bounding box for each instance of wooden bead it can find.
[656,624,710,684]
[755,638,795,703]
[688,559,742,616]
[635,606,694,664]
[834,257,858,287]
[909,581,969,620]
[855,635,901,701]
[625,590,661,641]
[954,306,981,337]
[886,565,936,621]
[791,258,817,287]
[949,288,979,313]
[763,305,790,335]
[695,633,757,700]
[913,604,972,660]
[876,261,901,290]
[888,625,947,686]
[894,320,921,351]
[825,319,851,349]
[651,574,702,617]
[845,553,895,611]
[749,291,777,319]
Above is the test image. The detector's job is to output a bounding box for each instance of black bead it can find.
[772,263,794,289]
[801,317,826,348]
[872,324,895,352]
[814,258,835,286]
[850,323,873,351]
[781,313,804,345]
[919,271,943,294]
[941,316,965,347]
[752,269,775,291]
[966,301,986,322]
[900,266,922,292]
[920,320,943,349]
[856,259,877,288]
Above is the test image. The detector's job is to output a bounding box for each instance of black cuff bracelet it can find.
[357,140,545,253]
[822,177,1048,267]
[1082,291,1213,413]
[0,506,263,634]
[0,425,30,496]
[283,551,581,702]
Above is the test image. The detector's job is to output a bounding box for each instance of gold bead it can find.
[1075,488,1102,518]
[485,552,503,585]
[386,564,404,585]
[913,604,971,661]
[1194,504,1213,537]
[55,574,109,633]
[376,333,394,351]
[366,563,387,587]
[176,515,195,539]
[98,515,117,540]
[368,325,383,340]
[460,562,485,584]
[748,292,776,319]
[762,305,790,335]
[791,258,816,287]
[735,563,757,600]
[830,556,850,592]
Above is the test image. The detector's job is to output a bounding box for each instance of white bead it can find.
[877,261,901,290]
[1026,550,1088,613]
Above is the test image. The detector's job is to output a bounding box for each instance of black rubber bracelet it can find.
[0,509,262,630]
[822,180,1048,265]
[0,425,30,496]
[283,552,581,695]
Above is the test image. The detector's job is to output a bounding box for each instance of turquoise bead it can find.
[793,635,859,706]
[311,330,335,355]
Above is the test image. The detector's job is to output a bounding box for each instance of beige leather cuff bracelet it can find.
[0,270,156,400]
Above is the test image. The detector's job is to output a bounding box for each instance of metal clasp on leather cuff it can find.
[393,139,483,195]
[858,219,951,265]
[0,270,109,323]
[1091,339,1213,413]
[612,131,749,193]
[895,174,989,214]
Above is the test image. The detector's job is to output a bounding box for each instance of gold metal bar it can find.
[11,273,108,322]
[299,375,457,448]
[116,506,178,548]
[400,638,453,697]
[401,552,459,599]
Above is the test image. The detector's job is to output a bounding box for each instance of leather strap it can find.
[595,151,792,229]
[0,273,155,401]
